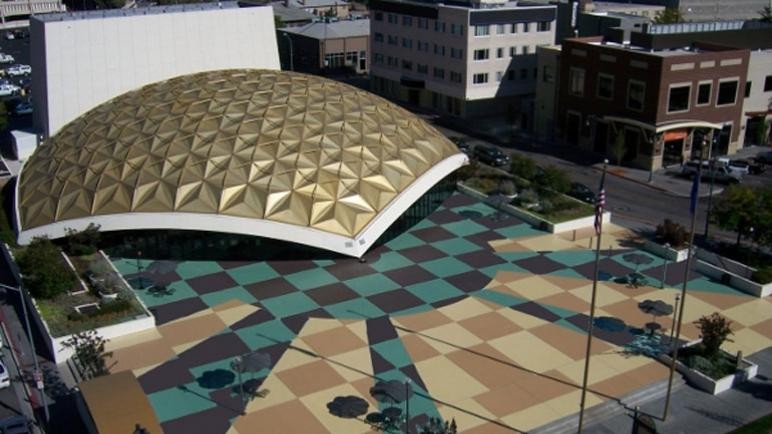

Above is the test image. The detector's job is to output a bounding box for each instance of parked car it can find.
[0,362,9,389]
[681,160,741,184]
[756,150,772,165]
[0,84,20,96]
[568,182,596,204]
[724,158,767,175]
[473,145,510,167]
[715,157,749,176]
[0,416,30,434]
[5,65,30,77]
[11,101,32,116]
[449,137,471,155]
[0,54,13,64]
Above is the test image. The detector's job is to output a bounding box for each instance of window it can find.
[387,35,398,45]
[417,64,428,74]
[473,73,488,84]
[627,80,646,111]
[569,67,585,96]
[538,21,551,31]
[374,53,384,64]
[374,32,384,43]
[433,67,445,79]
[450,23,457,34]
[473,49,489,60]
[434,21,446,32]
[764,75,772,92]
[374,12,383,21]
[326,52,344,68]
[697,82,711,105]
[496,71,503,82]
[522,46,530,55]
[387,14,397,24]
[717,80,738,106]
[401,59,413,70]
[667,84,691,113]
[745,81,752,98]
[402,38,412,49]
[511,23,518,33]
[522,22,530,32]
[403,16,412,26]
[450,71,463,83]
[543,65,554,83]
[474,25,489,36]
[359,50,366,70]
[496,48,504,58]
[450,48,463,59]
[417,18,428,29]
[497,24,505,34]
[510,47,516,57]
[387,56,398,67]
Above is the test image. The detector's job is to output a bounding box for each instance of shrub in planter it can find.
[64,223,101,256]
[16,237,77,299]
[514,189,539,208]
[456,160,479,181]
[751,265,772,284]
[535,166,571,194]
[696,312,734,359]
[538,199,554,214]
[510,154,537,181]
[497,179,516,196]
[655,219,688,248]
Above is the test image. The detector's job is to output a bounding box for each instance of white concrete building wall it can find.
[741,50,772,144]
[31,4,280,137]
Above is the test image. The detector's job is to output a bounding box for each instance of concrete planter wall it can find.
[658,344,758,395]
[456,183,610,234]
[642,241,690,263]
[61,251,89,295]
[696,260,772,298]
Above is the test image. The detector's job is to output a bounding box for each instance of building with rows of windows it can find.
[369,0,556,129]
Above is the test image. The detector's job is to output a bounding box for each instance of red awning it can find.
[663,130,688,141]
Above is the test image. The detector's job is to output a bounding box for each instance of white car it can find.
[0,361,9,389]
[0,84,19,96]
[5,65,30,77]
[0,54,13,64]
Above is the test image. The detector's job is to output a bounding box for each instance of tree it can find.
[654,7,684,24]
[694,313,733,359]
[16,237,77,299]
[509,154,537,180]
[759,6,772,22]
[711,185,770,247]
[274,14,286,29]
[536,165,571,194]
[63,330,113,379]
[65,223,101,256]
[610,130,626,165]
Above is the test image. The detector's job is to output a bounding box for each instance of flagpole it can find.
[577,159,608,433]
[662,140,705,420]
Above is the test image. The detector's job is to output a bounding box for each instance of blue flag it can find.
[689,173,700,215]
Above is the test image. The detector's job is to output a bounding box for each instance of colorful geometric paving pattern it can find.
[108,193,772,434]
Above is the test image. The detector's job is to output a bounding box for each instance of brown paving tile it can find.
[690,291,754,310]
[459,311,522,341]
[589,371,642,399]
[508,367,577,403]
[529,324,613,361]
[234,399,328,433]
[623,361,670,389]
[350,377,379,408]
[539,292,590,314]
[412,226,456,242]
[750,317,772,339]
[399,245,446,262]
[394,309,453,332]
[301,326,367,358]
[244,277,296,300]
[474,382,537,417]
[276,359,347,397]
[384,265,437,286]
[462,420,521,434]
[367,289,425,313]
[492,271,531,284]
[540,274,590,291]
[305,283,359,306]
[446,347,521,390]
[158,313,227,348]
[542,369,580,389]
[602,299,660,330]
[465,342,519,365]
[186,271,238,294]
[400,334,442,363]
[108,338,175,374]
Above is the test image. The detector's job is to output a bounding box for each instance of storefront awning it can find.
[601,116,723,134]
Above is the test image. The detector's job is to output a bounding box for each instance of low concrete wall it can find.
[643,240,690,263]
[696,260,771,298]
[659,346,758,395]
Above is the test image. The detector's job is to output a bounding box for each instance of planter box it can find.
[643,240,690,263]
[658,344,758,395]
[696,260,772,298]
[61,251,89,295]
[456,182,610,234]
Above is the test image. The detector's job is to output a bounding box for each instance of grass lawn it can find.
[730,412,772,434]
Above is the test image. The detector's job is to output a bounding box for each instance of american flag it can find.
[594,170,606,235]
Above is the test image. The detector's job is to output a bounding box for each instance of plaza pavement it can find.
[104,192,771,434]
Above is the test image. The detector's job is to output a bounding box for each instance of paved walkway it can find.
[100,193,771,434]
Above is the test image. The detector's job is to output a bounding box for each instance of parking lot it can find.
[0,31,32,127]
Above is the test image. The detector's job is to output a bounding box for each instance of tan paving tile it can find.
[415,355,489,403]
[675,294,724,323]
[723,327,772,356]
[158,313,227,348]
[540,274,591,291]
[328,346,373,382]
[269,343,319,372]
[106,328,163,351]
[436,296,494,321]
[234,399,328,434]
[601,299,662,331]
[350,377,379,409]
[489,331,574,373]
[276,359,347,398]
[539,292,590,315]
[721,299,772,327]
[211,298,247,312]
[569,283,630,308]
[508,367,577,403]
[499,400,563,432]
[420,322,484,355]
[108,338,175,374]
[491,271,531,285]
[529,324,614,361]
[517,234,579,252]
[302,325,367,358]
[688,291,755,311]
[214,302,259,326]
[392,309,453,332]
[507,275,565,300]
[556,358,619,387]
[244,375,295,413]
[473,382,536,417]
[464,342,519,367]
[445,347,520,390]
[436,399,496,432]
[543,389,601,421]
[299,383,374,434]
[459,311,522,341]
[495,307,551,330]
[399,333,442,364]
[463,420,523,434]
[298,317,344,336]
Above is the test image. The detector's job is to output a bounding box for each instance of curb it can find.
[592,165,668,193]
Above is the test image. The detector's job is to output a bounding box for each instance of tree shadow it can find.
[196,369,235,389]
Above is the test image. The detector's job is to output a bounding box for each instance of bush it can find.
[65,223,101,256]
[16,237,77,299]
[655,219,688,248]
[514,189,539,206]
[752,265,772,284]
[510,154,538,180]
[695,312,733,359]
[456,160,479,181]
[535,166,571,194]
[498,179,516,196]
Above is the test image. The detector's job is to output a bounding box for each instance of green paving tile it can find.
[479,263,527,277]
[370,251,413,273]
[325,298,385,319]
[137,280,197,308]
[495,224,544,239]
[285,268,337,291]
[259,292,318,318]
[474,290,527,308]
[234,319,297,350]
[390,304,434,318]
[375,369,441,420]
[386,233,425,251]
[548,268,588,280]
[176,261,225,279]
[418,257,472,278]
[407,279,465,304]
[148,385,216,423]
[372,340,414,369]
[452,202,496,216]
[686,277,748,296]
[201,287,258,307]
[226,263,279,286]
[494,251,539,261]
[411,218,437,230]
[541,302,579,319]
[432,237,483,256]
[555,318,586,334]
[442,220,489,237]
[110,258,151,275]
[545,250,597,267]
[345,274,400,296]
[612,251,661,271]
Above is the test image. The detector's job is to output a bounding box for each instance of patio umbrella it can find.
[370,380,413,404]
[327,396,369,418]
[594,316,626,333]
[622,253,654,272]
[233,351,272,374]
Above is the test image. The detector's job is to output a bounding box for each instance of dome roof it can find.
[16,69,466,256]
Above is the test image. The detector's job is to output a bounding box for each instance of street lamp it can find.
[0,281,49,424]
[661,243,670,289]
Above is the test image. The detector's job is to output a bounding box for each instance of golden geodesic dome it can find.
[16,69,464,252]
